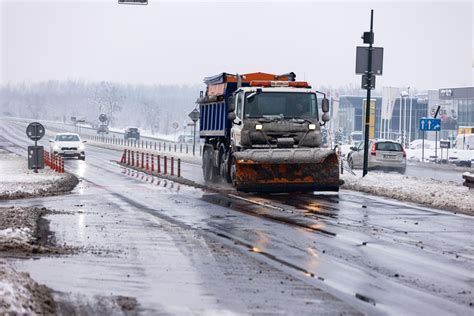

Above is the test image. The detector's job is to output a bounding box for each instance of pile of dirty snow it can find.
[341,172,473,214]
[0,260,55,314]
[0,151,78,199]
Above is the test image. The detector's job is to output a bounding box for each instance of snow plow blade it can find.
[233,148,340,193]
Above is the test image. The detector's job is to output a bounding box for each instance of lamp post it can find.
[408,87,413,148]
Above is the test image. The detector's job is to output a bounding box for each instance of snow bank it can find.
[0,260,55,314]
[0,151,78,199]
[0,228,32,244]
[341,172,473,214]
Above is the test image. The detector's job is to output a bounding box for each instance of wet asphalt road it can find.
[1,118,473,315]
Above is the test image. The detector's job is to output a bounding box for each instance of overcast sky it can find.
[1,0,472,91]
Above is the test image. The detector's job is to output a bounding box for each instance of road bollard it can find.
[186,145,188,154]
[169,143,171,151]
[121,149,126,163]
[159,142,161,151]
[151,154,155,172]
[154,142,156,150]
[146,153,149,170]
[136,151,140,167]
[180,144,182,153]
[60,157,64,173]
[141,152,144,169]
[131,151,135,166]
[174,144,176,152]
[164,156,167,175]
[171,157,174,176]
[157,155,161,173]
[127,150,131,165]
[177,158,181,177]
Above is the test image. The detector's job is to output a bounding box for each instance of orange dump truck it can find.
[196,72,340,192]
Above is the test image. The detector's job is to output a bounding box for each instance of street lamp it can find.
[407,87,412,148]
[399,90,408,144]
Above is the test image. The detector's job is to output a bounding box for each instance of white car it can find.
[347,139,406,174]
[50,133,86,160]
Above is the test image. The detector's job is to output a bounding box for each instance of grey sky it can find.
[1,1,472,90]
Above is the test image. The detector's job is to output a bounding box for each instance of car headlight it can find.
[79,143,85,150]
[53,145,60,150]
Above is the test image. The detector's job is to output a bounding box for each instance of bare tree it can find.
[93,82,125,126]
[141,99,160,134]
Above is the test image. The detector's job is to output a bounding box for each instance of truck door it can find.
[231,91,244,148]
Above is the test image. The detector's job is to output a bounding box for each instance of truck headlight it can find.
[308,124,316,130]
[256,124,263,130]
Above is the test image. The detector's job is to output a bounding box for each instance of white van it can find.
[455,134,474,150]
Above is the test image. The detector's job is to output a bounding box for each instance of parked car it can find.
[50,133,86,160]
[347,139,406,174]
[124,127,140,141]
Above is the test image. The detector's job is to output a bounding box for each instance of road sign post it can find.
[26,122,45,173]
[356,10,383,177]
[188,109,200,156]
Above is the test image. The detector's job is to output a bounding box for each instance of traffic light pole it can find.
[362,10,374,177]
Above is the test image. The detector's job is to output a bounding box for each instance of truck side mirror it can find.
[322,98,330,113]
[228,112,236,121]
[322,112,330,123]
[228,97,235,111]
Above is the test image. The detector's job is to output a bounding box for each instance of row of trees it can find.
[0,81,201,135]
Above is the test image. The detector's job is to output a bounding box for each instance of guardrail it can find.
[88,135,203,157]
[462,173,473,190]
[120,149,181,177]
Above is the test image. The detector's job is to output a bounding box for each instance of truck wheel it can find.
[230,156,237,186]
[203,148,218,182]
[220,152,232,183]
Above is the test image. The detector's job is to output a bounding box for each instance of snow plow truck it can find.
[197,72,340,193]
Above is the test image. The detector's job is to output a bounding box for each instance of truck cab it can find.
[229,84,323,151]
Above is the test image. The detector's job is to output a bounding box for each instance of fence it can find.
[88,135,202,157]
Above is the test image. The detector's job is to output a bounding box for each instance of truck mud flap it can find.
[233,148,340,193]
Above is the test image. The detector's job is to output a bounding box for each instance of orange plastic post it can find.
[171,157,174,176]
[151,154,155,172]
[164,156,167,174]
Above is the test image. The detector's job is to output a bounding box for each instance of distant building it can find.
[335,95,427,142]
[435,87,474,140]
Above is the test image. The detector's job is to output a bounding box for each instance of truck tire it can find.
[203,147,218,182]
[220,151,232,183]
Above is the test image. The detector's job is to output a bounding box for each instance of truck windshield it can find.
[244,92,318,119]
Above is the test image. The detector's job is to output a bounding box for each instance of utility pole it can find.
[362,10,374,177]
[355,9,383,177]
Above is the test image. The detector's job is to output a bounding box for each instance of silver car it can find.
[347,140,406,174]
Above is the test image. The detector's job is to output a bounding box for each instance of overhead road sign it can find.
[419,118,441,131]
[118,0,148,5]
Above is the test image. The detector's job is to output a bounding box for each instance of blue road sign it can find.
[419,118,441,131]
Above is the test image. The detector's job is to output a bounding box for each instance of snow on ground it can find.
[0,150,78,199]
[0,260,55,315]
[341,171,473,214]
[406,148,474,162]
